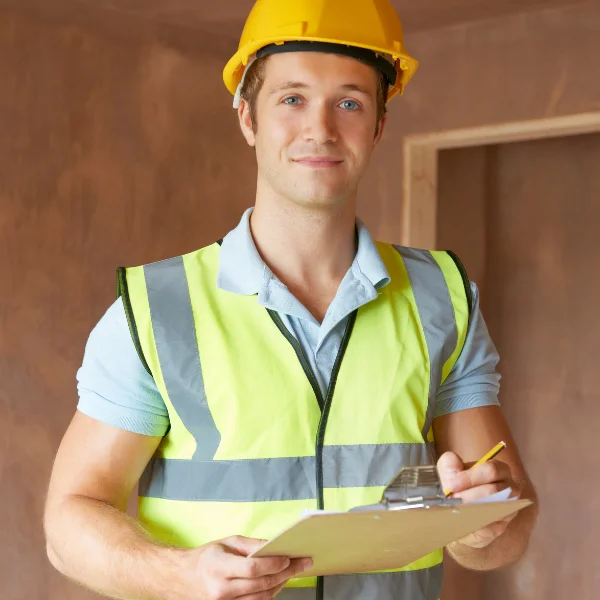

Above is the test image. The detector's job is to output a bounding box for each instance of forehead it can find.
[262,52,379,92]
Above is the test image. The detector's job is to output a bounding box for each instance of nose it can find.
[302,102,338,145]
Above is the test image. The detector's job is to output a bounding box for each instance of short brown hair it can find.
[240,55,389,134]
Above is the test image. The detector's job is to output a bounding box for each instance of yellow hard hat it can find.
[223,0,419,103]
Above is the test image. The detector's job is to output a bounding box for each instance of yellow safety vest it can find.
[118,241,470,600]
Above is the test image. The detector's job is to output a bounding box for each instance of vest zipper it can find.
[267,309,358,600]
[313,310,357,509]
[267,310,325,411]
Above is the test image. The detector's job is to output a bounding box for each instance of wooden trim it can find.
[402,141,438,249]
[402,112,600,247]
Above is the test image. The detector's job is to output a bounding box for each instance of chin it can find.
[294,190,348,209]
[287,182,352,207]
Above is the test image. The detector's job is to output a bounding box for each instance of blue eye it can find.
[340,100,360,111]
[283,96,302,105]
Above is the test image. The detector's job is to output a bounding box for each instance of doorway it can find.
[436,132,600,600]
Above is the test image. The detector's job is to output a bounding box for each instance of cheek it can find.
[338,116,378,158]
[259,111,301,150]
[273,120,301,151]
[345,133,376,165]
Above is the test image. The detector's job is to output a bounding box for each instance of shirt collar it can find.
[216,208,390,296]
[216,208,267,295]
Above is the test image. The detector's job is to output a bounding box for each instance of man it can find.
[45,1,537,599]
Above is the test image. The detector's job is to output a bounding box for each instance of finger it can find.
[453,482,513,502]
[509,483,523,500]
[437,451,464,478]
[447,460,512,494]
[498,510,519,525]
[232,558,313,596]
[223,535,269,557]
[458,520,511,548]
[215,538,290,580]
[221,554,294,580]
[437,452,466,493]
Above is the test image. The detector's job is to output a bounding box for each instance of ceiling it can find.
[1,0,584,33]
[0,0,586,42]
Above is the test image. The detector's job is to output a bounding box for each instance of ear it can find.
[373,114,388,147]
[238,99,256,147]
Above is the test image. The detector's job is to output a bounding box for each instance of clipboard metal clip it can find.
[379,465,461,511]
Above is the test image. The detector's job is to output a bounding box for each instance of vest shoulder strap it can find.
[389,244,472,388]
[433,249,472,383]
[116,240,222,378]
[445,250,473,317]
[116,266,152,376]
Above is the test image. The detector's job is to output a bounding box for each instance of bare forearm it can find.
[447,497,538,571]
[45,495,185,600]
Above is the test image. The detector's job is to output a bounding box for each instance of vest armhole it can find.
[445,250,473,318]
[116,267,153,377]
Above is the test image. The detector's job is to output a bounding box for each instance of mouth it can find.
[292,157,344,169]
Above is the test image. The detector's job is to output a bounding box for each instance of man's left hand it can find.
[437,451,521,549]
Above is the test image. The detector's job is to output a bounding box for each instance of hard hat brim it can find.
[223,36,418,101]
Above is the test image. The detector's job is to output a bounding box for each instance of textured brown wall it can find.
[437,134,600,600]
[482,133,600,600]
[426,5,600,596]
[437,146,488,286]
[0,12,254,599]
[1,1,599,598]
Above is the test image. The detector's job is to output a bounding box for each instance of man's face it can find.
[239,52,386,209]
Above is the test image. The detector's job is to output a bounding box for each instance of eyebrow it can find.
[268,81,372,96]
[268,82,309,96]
[339,83,372,96]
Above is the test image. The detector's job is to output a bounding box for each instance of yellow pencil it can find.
[444,440,507,497]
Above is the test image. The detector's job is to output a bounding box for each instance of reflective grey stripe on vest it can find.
[144,257,220,460]
[139,442,435,501]
[393,247,458,445]
[278,564,443,600]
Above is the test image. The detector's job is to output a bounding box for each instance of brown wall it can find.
[410,6,600,597]
[482,133,600,600]
[437,134,600,600]
[0,12,255,598]
[1,1,599,598]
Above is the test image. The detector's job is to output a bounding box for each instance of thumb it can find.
[436,451,464,491]
[222,535,268,557]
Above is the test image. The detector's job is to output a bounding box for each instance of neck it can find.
[250,194,357,320]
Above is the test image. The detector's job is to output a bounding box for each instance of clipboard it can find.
[252,465,532,577]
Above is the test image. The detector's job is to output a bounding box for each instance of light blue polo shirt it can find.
[77,208,500,436]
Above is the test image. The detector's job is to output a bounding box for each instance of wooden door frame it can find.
[402,111,600,248]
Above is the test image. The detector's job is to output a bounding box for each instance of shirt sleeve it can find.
[435,281,501,418]
[76,297,170,436]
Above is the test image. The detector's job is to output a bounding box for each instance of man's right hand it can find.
[45,414,312,600]
[175,536,313,600]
